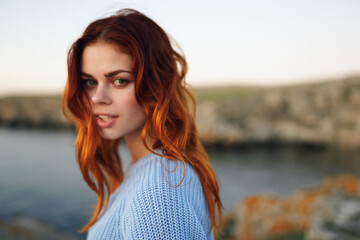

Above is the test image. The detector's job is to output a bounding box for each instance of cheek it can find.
[129,100,146,120]
[114,92,146,118]
[113,92,135,108]
[129,99,147,123]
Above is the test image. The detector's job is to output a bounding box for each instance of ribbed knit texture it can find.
[86,149,214,240]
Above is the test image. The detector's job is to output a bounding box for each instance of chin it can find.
[98,129,122,140]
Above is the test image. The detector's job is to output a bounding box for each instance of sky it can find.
[0,0,359,96]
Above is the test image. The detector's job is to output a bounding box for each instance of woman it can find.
[63,8,223,239]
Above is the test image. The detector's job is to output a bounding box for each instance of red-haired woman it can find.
[63,8,223,240]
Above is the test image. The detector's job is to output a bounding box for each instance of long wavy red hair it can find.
[62,8,223,235]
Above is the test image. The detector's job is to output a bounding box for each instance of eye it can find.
[81,79,97,87]
[113,78,129,86]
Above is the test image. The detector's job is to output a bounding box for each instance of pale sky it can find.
[0,0,359,96]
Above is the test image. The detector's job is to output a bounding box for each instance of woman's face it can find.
[81,42,147,140]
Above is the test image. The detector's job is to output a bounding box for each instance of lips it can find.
[94,114,118,128]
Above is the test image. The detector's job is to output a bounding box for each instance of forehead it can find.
[81,42,132,73]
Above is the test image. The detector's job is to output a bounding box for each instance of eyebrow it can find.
[80,70,132,78]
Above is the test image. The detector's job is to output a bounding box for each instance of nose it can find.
[90,84,112,105]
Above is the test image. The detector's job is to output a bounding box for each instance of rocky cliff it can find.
[196,76,360,150]
[1,76,359,149]
[0,95,71,128]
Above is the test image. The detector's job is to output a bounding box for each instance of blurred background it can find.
[0,0,360,239]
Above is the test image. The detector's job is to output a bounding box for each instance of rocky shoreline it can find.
[0,216,82,240]
[217,175,360,240]
[0,95,71,129]
[196,76,360,150]
[1,76,359,150]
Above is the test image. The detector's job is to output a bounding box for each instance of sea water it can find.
[0,128,359,238]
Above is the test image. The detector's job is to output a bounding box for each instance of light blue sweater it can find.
[86,149,214,240]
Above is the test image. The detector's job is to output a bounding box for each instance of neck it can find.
[124,129,155,165]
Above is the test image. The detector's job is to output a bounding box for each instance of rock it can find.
[0,96,72,129]
[0,216,81,240]
[216,175,360,240]
[0,221,33,240]
[197,76,360,150]
[307,194,360,240]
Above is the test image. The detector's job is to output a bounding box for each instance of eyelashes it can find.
[113,78,130,87]
[81,79,97,87]
[81,78,131,89]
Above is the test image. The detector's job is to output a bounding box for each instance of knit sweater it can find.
[86,149,214,240]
